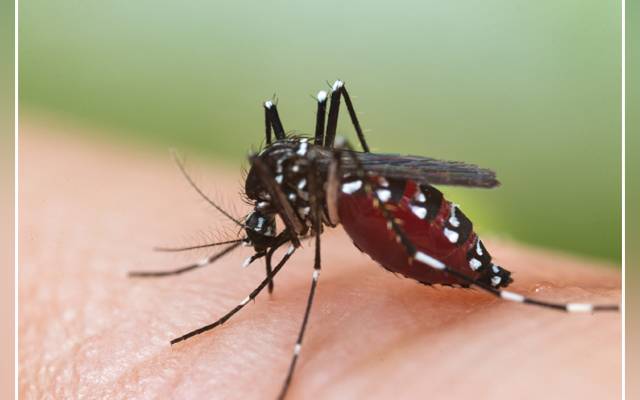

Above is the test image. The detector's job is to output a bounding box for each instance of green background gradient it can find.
[20,0,621,263]
[0,0,14,396]
[626,0,638,396]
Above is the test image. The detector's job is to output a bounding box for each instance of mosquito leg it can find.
[153,238,245,252]
[265,251,275,294]
[264,100,286,141]
[324,80,370,152]
[265,103,273,145]
[324,81,343,150]
[277,157,324,400]
[405,233,617,312]
[241,251,266,268]
[277,259,321,399]
[341,83,370,152]
[129,241,242,278]
[170,241,297,345]
[335,138,619,313]
[264,232,314,294]
[313,90,328,146]
[256,231,304,293]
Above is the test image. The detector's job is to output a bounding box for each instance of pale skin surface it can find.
[20,120,621,400]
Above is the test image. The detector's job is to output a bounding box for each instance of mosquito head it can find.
[244,209,277,252]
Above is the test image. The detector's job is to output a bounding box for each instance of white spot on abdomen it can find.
[444,228,459,243]
[376,189,392,202]
[449,204,460,227]
[469,258,482,270]
[410,205,427,219]
[341,180,362,194]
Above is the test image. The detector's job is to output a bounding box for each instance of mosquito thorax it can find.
[245,138,318,229]
[245,139,308,196]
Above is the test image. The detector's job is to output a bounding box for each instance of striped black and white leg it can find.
[129,241,243,277]
[410,248,618,312]
[324,80,370,152]
[335,139,619,314]
[277,158,324,400]
[277,261,321,400]
[265,250,276,294]
[264,99,286,144]
[170,242,297,345]
[153,238,246,253]
[313,90,328,146]
[241,251,267,269]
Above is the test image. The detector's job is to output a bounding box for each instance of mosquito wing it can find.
[315,147,500,188]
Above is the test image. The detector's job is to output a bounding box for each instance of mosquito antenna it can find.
[170,150,244,227]
[153,238,245,252]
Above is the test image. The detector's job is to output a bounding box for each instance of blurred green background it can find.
[20,0,621,263]
[1,0,15,397]
[627,0,639,397]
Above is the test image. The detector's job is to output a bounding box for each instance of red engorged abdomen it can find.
[337,180,480,286]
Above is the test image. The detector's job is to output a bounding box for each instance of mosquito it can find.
[130,80,619,400]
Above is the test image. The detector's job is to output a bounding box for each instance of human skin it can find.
[19,120,621,400]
